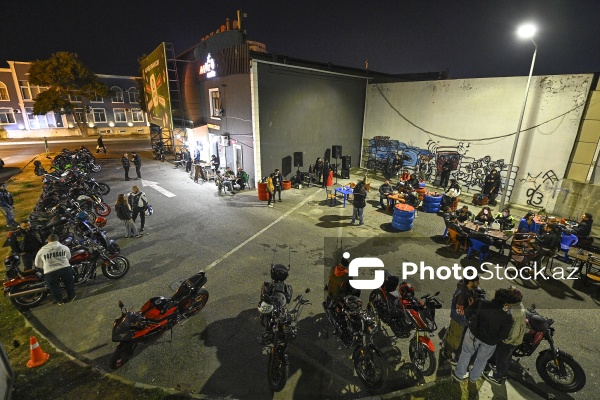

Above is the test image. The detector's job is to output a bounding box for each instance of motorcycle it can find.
[110,271,209,369]
[509,304,586,393]
[69,238,129,285]
[368,275,442,376]
[323,294,386,389]
[3,256,48,309]
[258,263,310,392]
[152,145,166,162]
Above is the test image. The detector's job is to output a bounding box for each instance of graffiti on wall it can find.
[519,170,559,206]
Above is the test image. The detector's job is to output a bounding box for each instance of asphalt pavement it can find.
[10,144,598,399]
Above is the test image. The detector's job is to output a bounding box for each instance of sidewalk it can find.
[0,133,149,146]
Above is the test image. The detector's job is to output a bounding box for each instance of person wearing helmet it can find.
[6,221,44,271]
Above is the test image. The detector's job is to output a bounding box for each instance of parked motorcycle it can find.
[258,264,310,392]
[110,271,209,369]
[69,238,129,285]
[369,274,442,376]
[323,294,386,389]
[152,145,166,162]
[3,256,48,309]
[510,304,586,393]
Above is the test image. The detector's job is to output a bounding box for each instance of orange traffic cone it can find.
[26,336,50,368]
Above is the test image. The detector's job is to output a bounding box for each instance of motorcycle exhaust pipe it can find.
[7,287,48,298]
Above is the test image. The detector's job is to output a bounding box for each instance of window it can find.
[0,82,9,101]
[73,108,85,122]
[128,87,139,103]
[111,86,124,103]
[26,108,58,129]
[19,81,47,100]
[90,92,103,103]
[113,108,127,122]
[208,88,221,119]
[131,109,144,122]
[0,108,16,124]
[69,94,82,102]
[93,108,106,122]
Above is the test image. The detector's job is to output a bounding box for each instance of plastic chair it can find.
[447,229,466,252]
[560,232,579,262]
[467,239,490,261]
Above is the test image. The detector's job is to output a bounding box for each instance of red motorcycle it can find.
[368,273,442,376]
[109,271,209,369]
[3,255,48,309]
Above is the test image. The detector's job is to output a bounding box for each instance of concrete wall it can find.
[255,61,367,180]
[364,74,593,209]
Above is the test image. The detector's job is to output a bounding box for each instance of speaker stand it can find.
[334,158,339,185]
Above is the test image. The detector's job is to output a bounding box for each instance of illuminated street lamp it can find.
[498,23,537,211]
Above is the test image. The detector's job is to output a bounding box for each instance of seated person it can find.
[468,227,492,253]
[474,206,495,225]
[216,170,235,193]
[517,212,537,233]
[400,169,411,182]
[535,223,560,266]
[447,215,468,246]
[379,180,394,208]
[441,179,461,208]
[406,173,421,190]
[456,205,473,223]
[494,208,517,230]
[572,213,593,239]
[440,206,453,223]
[235,167,248,190]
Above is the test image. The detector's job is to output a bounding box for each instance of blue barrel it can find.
[419,182,426,188]
[423,194,442,213]
[392,204,415,231]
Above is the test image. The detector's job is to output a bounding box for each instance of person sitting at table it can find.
[441,179,461,208]
[406,173,421,190]
[535,223,560,267]
[468,227,492,253]
[572,213,593,239]
[456,205,473,223]
[494,208,517,230]
[217,170,236,194]
[401,169,411,182]
[448,215,468,246]
[474,206,495,225]
[517,212,537,233]
[379,180,394,209]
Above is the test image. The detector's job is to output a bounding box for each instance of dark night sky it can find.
[3,1,599,79]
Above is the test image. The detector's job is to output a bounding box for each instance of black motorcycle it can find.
[152,145,166,162]
[509,304,586,393]
[323,294,386,389]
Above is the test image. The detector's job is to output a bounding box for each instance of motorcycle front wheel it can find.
[102,256,130,279]
[91,163,102,173]
[95,203,111,216]
[409,340,436,376]
[182,288,209,318]
[267,338,289,392]
[536,349,586,393]
[96,183,110,196]
[109,342,138,370]
[9,282,48,309]
[353,346,385,389]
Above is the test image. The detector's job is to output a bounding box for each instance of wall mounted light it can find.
[68,123,74,128]
[127,122,133,127]
[18,124,25,129]
[88,122,95,128]
[108,121,115,127]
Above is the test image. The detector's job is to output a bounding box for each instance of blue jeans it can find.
[455,328,496,382]
[2,205,17,226]
[44,267,75,302]
[351,207,364,224]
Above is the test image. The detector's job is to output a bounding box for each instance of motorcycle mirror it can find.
[434,291,440,296]
[305,288,310,293]
[118,300,124,308]
[531,303,536,309]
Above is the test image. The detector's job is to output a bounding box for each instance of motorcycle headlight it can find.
[258,301,274,315]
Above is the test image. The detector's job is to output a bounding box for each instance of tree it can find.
[29,52,109,137]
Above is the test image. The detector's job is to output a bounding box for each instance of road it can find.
[5,137,598,399]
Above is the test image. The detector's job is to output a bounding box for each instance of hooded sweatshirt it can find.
[327,264,352,300]
[35,241,72,274]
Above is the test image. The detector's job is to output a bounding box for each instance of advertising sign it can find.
[141,43,172,129]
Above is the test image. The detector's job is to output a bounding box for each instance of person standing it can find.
[96,136,107,154]
[439,158,452,188]
[211,154,220,173]
[0,183,18,228]
[482,169,501,206]
[34,233,75,305]
[8,221,44,271]
[315,158,324,184]
[194,161,207,183]
[121,153,130,181]
[485,287,527,386]
[184,148,192,173]
[453,289,513,398]
[322,159,331,188]
[266,173,275,208]
[351,181,367,225]
[273,168,283,202]
[131,151,142,180]
[127,186,149,232]
[115,194,142,238]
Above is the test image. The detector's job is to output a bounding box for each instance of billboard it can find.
[141,43,172,129]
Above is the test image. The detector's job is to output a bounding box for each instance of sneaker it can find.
[483,371,504,386]
[135,234,143,238]
[278,199,282,202]
[473,376,486,391]
[67,295,77,302]
[268,204,273,208]
[452,368,467,382]
[443,351,458,365]
[140,228,144,232]
[350,221,355,225]
[359,222,364,225]
[53,300,64,305]
[124,236,129,238]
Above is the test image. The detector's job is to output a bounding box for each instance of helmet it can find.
[270,264,289,282]
[95,217,107,228]
[34,160,41,166]
[4,255,20,269]
[399,282,415,299]
[344,295,363,314]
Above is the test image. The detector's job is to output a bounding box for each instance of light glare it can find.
[517,24,536,39]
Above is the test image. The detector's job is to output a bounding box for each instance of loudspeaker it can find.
[332,145,342,159]
[282,156,292,177]
[293,152,303,167]
[341,169,350,179]
[342,155,351,170]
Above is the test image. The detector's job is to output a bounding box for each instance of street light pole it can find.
[498,26,538,211]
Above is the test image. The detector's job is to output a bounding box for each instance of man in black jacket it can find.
[351,182,367,225]
[453,289,513,396]
[8,221,44,271]
[121,153,130,181]
[131,151,142,180]
[439,158,452,188]
[273,169,284,202]
[573,213,593,239]
[378,180,393,209]
[482,169,501,206]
